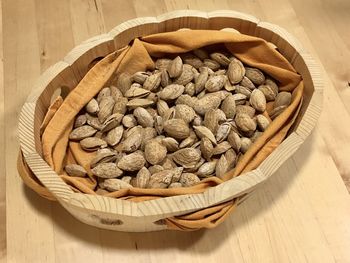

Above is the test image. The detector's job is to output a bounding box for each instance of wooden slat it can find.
[208,10,259,35]
[64,34,115,79]
[0,0,5,259]
[256,21,304,62]
[109,17,160,49]
[259,132,304,176]
[156,10,209,31]
[25,153,73,201]
[18,103,37,156]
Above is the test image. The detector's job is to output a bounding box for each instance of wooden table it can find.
[2,1,350,262]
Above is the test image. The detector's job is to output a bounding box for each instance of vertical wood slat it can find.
[25,153,73,202]
[292,51,323,139]
[208,10,259,35]
[18,10,323,232]
[18,102,37,156]
[258,132,304,177]
[109,17,160,49]
[157,10,209,32]
[256,21,304,63]
[64,34,115,80]
[295,91,323,141]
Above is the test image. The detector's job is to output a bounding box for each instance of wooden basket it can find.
[18,10,323,232]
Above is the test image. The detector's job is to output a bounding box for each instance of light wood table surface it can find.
[2,1,350,262]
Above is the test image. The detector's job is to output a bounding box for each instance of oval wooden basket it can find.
[18,10,323,232]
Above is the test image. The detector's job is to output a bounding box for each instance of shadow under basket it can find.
[18,10,323,232]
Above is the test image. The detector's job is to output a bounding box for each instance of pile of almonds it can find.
[66,48,292,193]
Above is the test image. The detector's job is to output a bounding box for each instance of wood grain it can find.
[288,0,350,190]
[3,0,350,262]
[0,0,6,260]
[3,1,56,262]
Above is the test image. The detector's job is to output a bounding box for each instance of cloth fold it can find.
[17,30,303,230]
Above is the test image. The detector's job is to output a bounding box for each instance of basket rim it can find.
[18,9,323,219]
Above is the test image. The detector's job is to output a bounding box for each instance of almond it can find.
[250,89,267,112]
[117,151,146,171]
[163,119,190,140]
[227,58,245,84]
[65,164,87,177]
[245,67,265,85]
[167,56,183,78]
[145,139,167,165]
